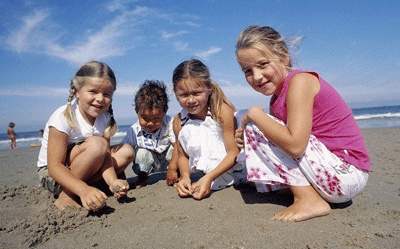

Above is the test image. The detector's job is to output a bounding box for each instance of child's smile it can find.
[237,47,289,97]
[175,80,210,120]
[76,79,114,125]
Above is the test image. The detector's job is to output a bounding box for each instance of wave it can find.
[0,137,42,145]
[354,112,400,120]
[112,131,127,139]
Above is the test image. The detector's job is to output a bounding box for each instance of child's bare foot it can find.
[135,171,148,189]
[54,191,81,210]
[270,185,331,222]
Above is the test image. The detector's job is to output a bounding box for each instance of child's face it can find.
[175,79,210,120]
[75,79,114,125]
[138,107,165,133]
[237,47,289,97]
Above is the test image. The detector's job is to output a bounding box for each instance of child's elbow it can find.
[286,145,307,159]
[47,164,57,179]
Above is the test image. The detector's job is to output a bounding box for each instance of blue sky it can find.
[1,0,399,132]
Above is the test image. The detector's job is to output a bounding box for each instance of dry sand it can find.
[0,128,399,248]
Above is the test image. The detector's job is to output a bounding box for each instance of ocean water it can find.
[1,105,400,150]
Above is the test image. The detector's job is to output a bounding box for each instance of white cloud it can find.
[3,4,202,65]
[183,21,201,27]
[220,84,257,97]
[174,41,189,52]
[114,84,139,96]
[161,30,189,39]
[0,86,68,97]
[47,13,131,64]
[106,0,138,12]
[195,46,222,61]
[0,83,139,98]
[217,79,233,86]
[5,9,51,52]
[335,79,400,104]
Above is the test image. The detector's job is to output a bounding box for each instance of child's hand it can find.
[241,106,264,128]
[166,167,179,186]
[80,186,108,211]
[191,175,212,200]
[235,127,245,148]
[174,176,193,197]
[110,179,130,198]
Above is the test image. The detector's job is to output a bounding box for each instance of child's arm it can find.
[47,127,107,210]
[192,103,239,200]
[99,139,129,197]
[172,115,193,197]
[166,142,179,185]
[241,73,320,158]
[166,114,180,185]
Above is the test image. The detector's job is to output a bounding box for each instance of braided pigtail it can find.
[103,103,118,139]
[63,80,79,130]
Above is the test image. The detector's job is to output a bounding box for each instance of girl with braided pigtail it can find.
[37,61,133,211]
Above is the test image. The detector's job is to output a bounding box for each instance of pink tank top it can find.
[270,70,370,171]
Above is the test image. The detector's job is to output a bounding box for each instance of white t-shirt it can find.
[37,99,111,167]
[121,115,175,154]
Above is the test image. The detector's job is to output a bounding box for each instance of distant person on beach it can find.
[7,122,18,149]
[36,61,132,211]
[34,129,44,147]
[234,25,370,221]
[171,59,246,200]
[115,80,177,189]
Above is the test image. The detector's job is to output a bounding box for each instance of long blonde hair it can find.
[64,61,117,138]
[172,59,235,125]
[235,25,293,68]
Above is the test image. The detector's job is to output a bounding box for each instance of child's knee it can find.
[112,143,135,160]
[135,148,155,163]
[112,143,135,172]
[84,136,108,156]
[122,143,135,162]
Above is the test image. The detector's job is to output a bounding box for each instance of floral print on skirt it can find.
[238,117,369,203]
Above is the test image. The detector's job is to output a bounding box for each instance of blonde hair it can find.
[172,59,235,125]
[64,61,118,138]
[236,25,293,68]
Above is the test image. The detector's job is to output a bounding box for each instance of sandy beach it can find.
[0,127,399,248]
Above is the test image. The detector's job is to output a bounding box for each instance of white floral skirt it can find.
[237,116,369,203]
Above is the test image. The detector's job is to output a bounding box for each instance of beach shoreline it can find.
[1,128,399,248]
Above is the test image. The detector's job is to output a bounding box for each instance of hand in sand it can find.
[80,186,108,211]
[54,191,81,210]
[191,175,212,200]
[174,176,193,197]
[110,179,129,197]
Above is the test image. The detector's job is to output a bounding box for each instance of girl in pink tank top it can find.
[234,25,370,222]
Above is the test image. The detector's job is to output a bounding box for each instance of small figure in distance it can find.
[7,122,18,150]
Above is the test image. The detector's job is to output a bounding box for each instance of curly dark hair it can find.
[135,80,169,113]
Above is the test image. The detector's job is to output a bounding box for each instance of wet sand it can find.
[0,128,399,248]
